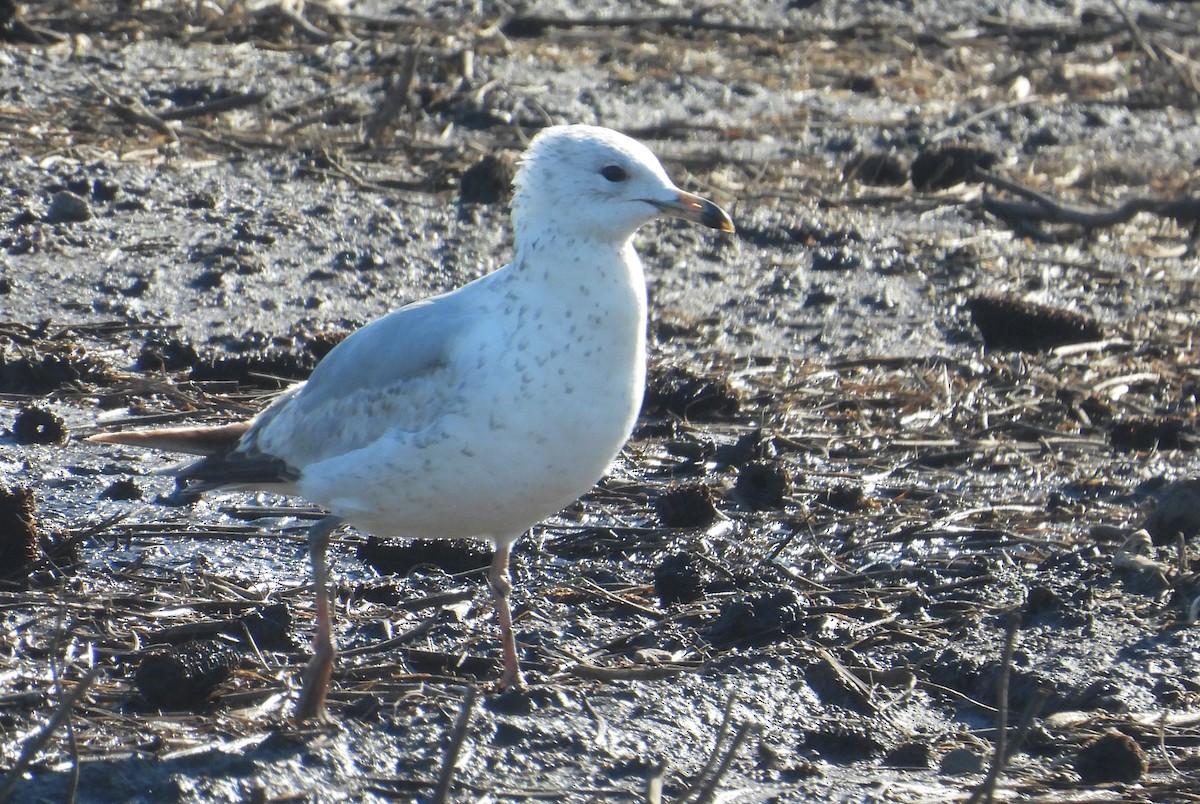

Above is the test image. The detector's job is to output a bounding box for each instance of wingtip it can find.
[85,422,252,456]
[85,432,129,445]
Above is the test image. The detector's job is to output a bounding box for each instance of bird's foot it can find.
[293,652,334,723]
[496,664,525,691]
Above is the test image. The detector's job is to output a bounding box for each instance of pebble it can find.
[44,190,92,224]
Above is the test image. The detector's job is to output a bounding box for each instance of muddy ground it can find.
[3,1,1200,801]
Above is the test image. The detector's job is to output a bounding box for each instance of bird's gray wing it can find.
[253,292,481,463]
[181,283,488,488]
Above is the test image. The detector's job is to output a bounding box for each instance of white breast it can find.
[293,240,648,542]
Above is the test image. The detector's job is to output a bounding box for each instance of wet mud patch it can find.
[4,0,1200,801]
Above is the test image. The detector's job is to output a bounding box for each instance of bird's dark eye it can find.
[600,165,628,182]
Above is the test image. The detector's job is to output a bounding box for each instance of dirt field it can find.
[3,1,1200,801]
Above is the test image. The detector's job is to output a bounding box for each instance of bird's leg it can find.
[295,515,342,722]
[488,539,523,688]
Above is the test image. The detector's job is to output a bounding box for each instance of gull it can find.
[90,124,735,721]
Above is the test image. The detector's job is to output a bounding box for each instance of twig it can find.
[0,666,100,802]
[365,41,421,145]
[569,578,664,618]
[1158,44,1200,96]
[1159,710,1181,774]
[271,0,354,45]
[967,613,1021,804]
[102,90,179,141]
[432,686,477,804]
[1004,687,1050,761]
[500,12,775,37]
[676,691,740,803]
[158,91,268,121]
[1,6,64,44]
[690,722,753,804]
[10,513,125,580]
[931,98,1040,143]
[568,661,699,682]
[813,646,878,714]
[338,615,440,657]
[297,148,393,192]
[43,607,83,804]
[1110,0,1158,63]
[977,169,1166,231]
[63,706,80,804]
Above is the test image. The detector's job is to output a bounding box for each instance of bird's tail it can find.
[88,422,298,496]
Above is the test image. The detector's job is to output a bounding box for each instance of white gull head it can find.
[511,124,734,245]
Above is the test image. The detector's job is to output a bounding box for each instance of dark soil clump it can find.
[910,145,998,190]
[654,483,720,528]
[0,345,110,395]
[11,405,66,444]
[967,293,1103,351]
[1075,730,1148,784]
[135,641,240,710]
[653,551,710,605]
[0,485,40,573]
[644,364,740,420]
[735,461,792,510]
